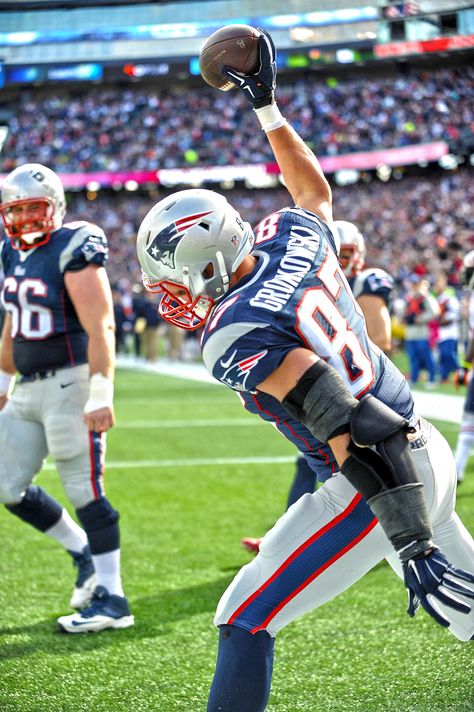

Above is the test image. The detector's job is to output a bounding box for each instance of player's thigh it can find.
[42,372,104,508]
[215,474,392,637]
[0,407,47,503]
[410,419,457,526]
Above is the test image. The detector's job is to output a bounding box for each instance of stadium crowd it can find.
[66,168,473,289]
[2,65,473,172]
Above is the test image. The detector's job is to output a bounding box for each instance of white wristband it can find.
[254,103,287,133]
[84,373,114,414]
[0,369,15,398]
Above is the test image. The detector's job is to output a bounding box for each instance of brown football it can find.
[199,24,260,91]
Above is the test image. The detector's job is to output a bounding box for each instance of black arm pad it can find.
[282,360,358,443]
[341,449,433,556]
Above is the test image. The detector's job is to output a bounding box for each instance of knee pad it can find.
[5,485,62,531]
[45,414,85,461]
[76,496,119,532]
[76,497,119,554]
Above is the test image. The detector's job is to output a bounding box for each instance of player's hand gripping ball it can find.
[199,24,260,91]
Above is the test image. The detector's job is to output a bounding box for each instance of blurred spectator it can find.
[402,274,440,387]
[433,271,460,382]
[129,284,164,362]
[167,324,185,361]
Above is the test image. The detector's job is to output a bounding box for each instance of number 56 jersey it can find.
[0,221,108,377]
[201,207,414,482]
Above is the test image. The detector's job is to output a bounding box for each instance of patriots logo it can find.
[146,210,213,269]
[219,349,268,390]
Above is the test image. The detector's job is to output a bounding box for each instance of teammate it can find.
[0,164,133,633]
[454,250,474,483]
[433,270,460,382]
[137,31,474,711]
[242,220,394,553]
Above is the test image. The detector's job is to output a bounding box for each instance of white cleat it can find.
[58,586,134,634]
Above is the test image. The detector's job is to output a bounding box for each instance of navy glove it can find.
[403,548,474,628]
[221,30,276,109]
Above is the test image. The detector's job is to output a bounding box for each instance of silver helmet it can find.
[137,189,254,330]
[334,220,366,277]
[0,163,66,250]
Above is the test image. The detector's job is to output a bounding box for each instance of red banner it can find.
[375,34,474,58]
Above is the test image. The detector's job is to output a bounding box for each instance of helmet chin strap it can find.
[215,250,230,295]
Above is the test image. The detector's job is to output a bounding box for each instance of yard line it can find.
[113,418,261,428]
[43,455,296,471]
[115,397,235,406]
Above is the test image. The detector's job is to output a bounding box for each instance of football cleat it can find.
[241,537,262,554]
[58,586,134,633]
[69,545,96,610]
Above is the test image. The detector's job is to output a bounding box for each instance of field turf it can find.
[0,368,473,711]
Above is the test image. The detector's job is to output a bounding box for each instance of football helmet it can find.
[0,163,66,250]
[335,220,366,277]
[461,250,474,291]
[137,189,254,330]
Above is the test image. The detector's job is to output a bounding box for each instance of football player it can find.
[0,164,133,633]
[454,250,474,483]
[241,220,394,553]
[137,31,474,712]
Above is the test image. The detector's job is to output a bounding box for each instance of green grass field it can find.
[0,368,473,711]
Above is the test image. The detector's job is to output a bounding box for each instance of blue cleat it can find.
[68,545,96,610]
[58,585,134,633]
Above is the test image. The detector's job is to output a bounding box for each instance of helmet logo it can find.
[146,210,213,269]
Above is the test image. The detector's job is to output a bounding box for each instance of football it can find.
[199,24,260,91]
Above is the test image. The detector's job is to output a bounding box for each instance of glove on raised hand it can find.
[221,30,276,109]
[403,547,474,627]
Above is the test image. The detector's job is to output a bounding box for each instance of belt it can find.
[20,369,57,383]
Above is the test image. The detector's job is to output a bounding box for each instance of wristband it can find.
[254,103,287,133]
[0,369,15,398]
[84,373,114,414]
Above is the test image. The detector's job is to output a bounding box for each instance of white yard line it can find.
[43,455,296,471]
[113,418,260,428]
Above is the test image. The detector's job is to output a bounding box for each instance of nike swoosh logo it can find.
[220,350,237,369]
[71,619,91,626]
[60,382,74,389]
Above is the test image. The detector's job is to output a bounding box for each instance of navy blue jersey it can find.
[349,268,394,306]
[201,207,414,482]
[0,221,108,375]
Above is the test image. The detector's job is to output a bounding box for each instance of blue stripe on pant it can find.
[229,495,377,633]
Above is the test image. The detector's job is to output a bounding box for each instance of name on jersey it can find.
[250,226,320,313]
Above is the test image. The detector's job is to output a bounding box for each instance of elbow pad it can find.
[282,360,358,443]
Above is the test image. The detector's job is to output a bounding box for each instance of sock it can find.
[454,425,474,481]
[92,549,124,597]
[207,625,274,712]
[45,509,88,553]
[286,457,317,509]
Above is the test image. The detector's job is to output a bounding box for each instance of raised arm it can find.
[222,31,332,224]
